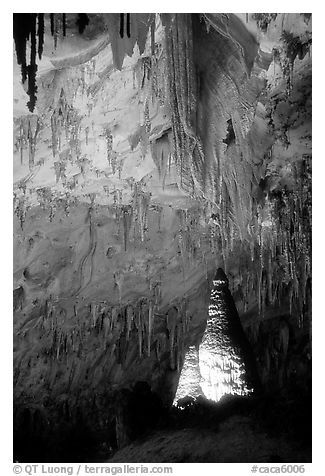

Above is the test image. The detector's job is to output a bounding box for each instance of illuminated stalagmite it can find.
[175,268,259,404]
[199,268,256,401]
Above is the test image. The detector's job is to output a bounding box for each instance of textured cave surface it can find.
[13,13,312,462]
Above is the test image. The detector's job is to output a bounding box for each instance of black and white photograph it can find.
[10,6,313,470]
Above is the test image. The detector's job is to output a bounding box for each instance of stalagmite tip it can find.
[213,267,228,285]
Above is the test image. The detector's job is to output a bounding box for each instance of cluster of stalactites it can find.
[14,185,77,229]
[13,13,44,112]
[110,182,151,250]
[176,207,203,275]
[15,292,193,381]
[129,44,166,160]
[112,203,133,252]
[15,298,149,361]
[13,13,92,112]
[166,304,192,371]
[272,28,312,95]
[49,14,67,49]
[15,115,42,169]
[131,183,151,243]
[49,102,84,190]
[256,160,311,324]
[133,56,152,92]
[132,36,168,107]
[13,192,29,230]
[225,158,311,328]
[206,149,311,328]
[105,13,156,70]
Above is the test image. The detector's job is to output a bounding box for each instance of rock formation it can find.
[13,13,312,462]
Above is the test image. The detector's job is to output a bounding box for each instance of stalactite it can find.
[27,116,41,169]
[132,183,151,243]
[62,13,66,37]
[114,272,123,304]
[26,14,37,112]
[37,14,44,60]
[126,14,131,38]
[50,14,55,36]
[85,126,89,146]
[147,300,154,357]
[91,303,98,328]
[125,305,134,340]
[150,15,155,56]
[54,14,59,49]
[14,196,28,230]
[111,152,118,175]
[166,307,178,370]
[102,314,110,340]
[17,119,27,164]
[76,14,90,35]
[151,134,170,188]
[49,199,56,222]
[175,322,183,370]
[122,206,133,251]
[13,14,28,83]
[155,336,165,362]
[134,301,146,358]
[104,128,113,164]
[119,13,125,38]
[144,98,151,134]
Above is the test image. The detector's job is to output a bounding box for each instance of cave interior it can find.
[12,12,312,463]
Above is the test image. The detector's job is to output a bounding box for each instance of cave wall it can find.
[13,13,312,458]
[191,13,312,395]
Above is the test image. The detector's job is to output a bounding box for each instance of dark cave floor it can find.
[107,416,311,463]
[14,390,312,463]
[107,393,312,463]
